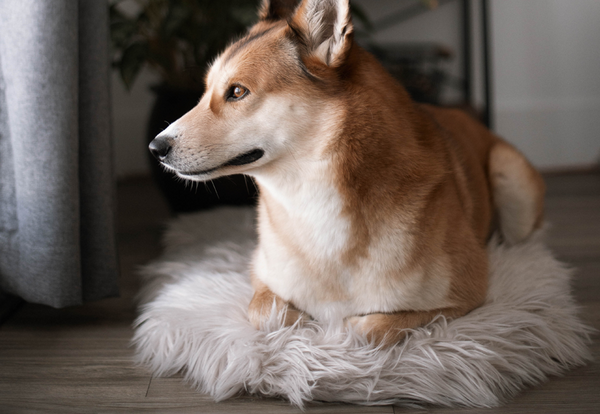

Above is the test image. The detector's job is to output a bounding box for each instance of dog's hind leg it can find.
[489,141,545,245]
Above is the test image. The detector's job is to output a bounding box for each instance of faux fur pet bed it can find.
[134,207,592,408]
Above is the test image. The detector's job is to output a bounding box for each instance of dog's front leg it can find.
[347,307,467,347]
[248,275,308,330]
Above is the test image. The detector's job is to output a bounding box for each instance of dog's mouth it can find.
[178,148,265,177]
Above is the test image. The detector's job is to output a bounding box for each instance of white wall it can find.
[491,0,600,170]
[111,0,600,177]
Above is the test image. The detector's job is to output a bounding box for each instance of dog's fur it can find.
[149,0,545,347]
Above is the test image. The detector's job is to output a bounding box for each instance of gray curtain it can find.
[0,0,119,308]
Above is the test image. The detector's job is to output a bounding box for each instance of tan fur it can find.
[248,272,308,328]
[150,0,545,347]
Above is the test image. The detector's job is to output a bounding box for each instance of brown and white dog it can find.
[149,0,545,347]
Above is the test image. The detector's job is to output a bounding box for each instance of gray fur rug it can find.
[133,207,592,408]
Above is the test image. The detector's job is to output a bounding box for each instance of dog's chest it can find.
[257,173,351,262]
[253,170,452,321]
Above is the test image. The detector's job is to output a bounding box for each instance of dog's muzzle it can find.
[148,132,265,177]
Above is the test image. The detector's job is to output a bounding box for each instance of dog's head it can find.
[149,0,355,181]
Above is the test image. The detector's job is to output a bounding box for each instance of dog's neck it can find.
[250,45,445,258]
[253,153,351,261]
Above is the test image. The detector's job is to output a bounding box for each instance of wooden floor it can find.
[1,172,599,413]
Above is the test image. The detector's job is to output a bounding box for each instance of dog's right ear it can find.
[259,0,300,21]
[288,0,353,68]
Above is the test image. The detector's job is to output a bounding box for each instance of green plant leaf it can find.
[111,20,138,49]
[109,0,263,90]
[119,41,148,90]
[109,4,127,25]
[162,2,191,38]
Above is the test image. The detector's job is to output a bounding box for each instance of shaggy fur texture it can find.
[134,207,592,408]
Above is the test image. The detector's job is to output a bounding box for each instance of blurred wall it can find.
[492,0,600,170]
[112,69,157,178]
[112,0,600,178]
[351,0,472,106]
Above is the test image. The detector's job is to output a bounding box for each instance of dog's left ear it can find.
[290,0,353,68]
[259,0,300,21]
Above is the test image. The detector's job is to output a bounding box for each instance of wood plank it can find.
[145,376,394,413]
[0,358,150,412]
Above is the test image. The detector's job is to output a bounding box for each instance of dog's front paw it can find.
[248,291,307,330]
[280,306,309,327]
[247,300,268,330]
[346,313,407,347]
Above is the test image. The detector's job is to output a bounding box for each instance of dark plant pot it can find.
[147,84,258,213]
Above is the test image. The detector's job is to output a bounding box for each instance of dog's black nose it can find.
[149,136,171,161]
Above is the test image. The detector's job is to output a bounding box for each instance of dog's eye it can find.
[227,85,249,101]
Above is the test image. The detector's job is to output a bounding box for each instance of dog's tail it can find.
[489,140,546,245]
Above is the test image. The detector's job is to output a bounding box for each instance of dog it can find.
[149,0,545,347]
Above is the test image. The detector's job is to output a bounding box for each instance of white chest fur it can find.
[251,162,452,322]
[258,164,350,260]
